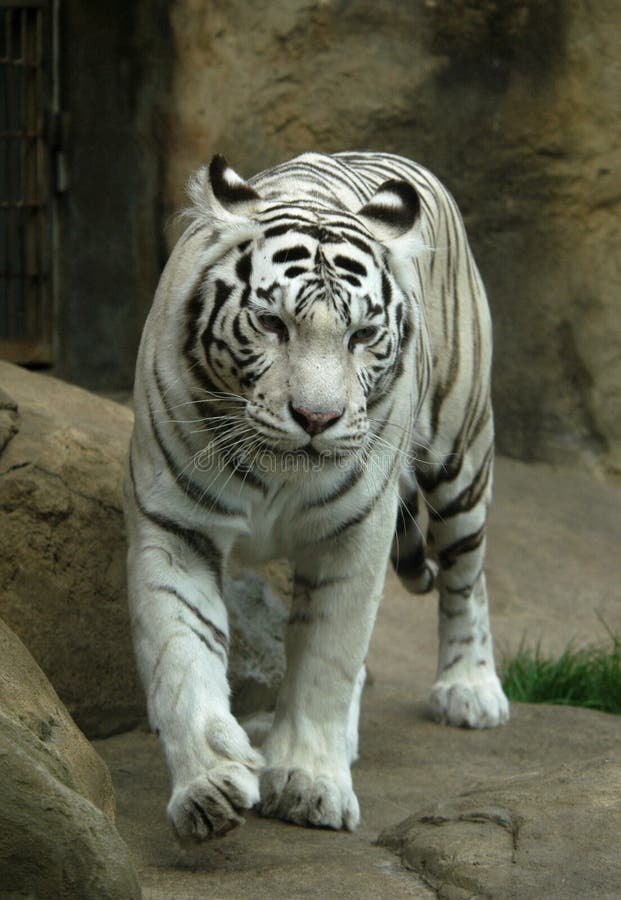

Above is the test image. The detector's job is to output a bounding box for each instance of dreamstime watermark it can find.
[192,444,422,475]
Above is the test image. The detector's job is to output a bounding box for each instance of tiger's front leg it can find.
[260,501,396,831]
[126,508,262,842]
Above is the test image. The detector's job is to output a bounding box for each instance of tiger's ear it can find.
[186,154,262,225]
[208,155,261,214]
[357,179,420,242]
[357,180,425,288]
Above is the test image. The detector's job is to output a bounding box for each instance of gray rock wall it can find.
[164,0,621,474]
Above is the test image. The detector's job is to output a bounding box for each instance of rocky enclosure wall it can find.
[164,0,620,474]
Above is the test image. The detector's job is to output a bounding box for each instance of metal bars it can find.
[0,0,52,364]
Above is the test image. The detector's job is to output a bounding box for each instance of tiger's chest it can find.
[228,462,371,566]
[232,494,296,565]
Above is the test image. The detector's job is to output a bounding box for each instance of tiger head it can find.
[183,155,425,469]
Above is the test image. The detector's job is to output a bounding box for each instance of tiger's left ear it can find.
[357,179,424,289]
[357,179,421,243]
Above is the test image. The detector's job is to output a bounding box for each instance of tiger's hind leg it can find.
[418,428,509,729]
[391,473,437,594]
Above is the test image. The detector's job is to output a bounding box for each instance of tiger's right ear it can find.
[186,154,263,225]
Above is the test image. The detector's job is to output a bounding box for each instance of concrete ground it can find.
[95,457,621,898]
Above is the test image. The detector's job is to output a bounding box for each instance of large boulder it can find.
[0,616,141,899]
[379,756,621,899]
[0,361,141,737]
[0,361,287,737]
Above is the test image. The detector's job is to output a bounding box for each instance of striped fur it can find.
[124,150,509,842]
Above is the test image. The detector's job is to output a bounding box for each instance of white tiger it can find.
[124,151,509,841]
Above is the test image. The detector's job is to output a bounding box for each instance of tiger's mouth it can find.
[247,442,361,479]
[234,432,365,477]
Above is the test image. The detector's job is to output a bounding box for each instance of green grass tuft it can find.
[501,633,621,715]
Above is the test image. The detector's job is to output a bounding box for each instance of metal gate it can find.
[0,0,52,365]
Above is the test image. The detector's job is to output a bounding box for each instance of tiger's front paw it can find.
[429,671,509,729]
[165,711,264,842]
[260,766,360,831]
[168,761,260,842]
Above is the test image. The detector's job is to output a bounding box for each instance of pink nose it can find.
[289,403,344,436]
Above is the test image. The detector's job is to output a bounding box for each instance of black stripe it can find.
[272,245,311,263]
[339,232,376,257]
[438,524,486,570]
[442,653,463,672]
[129,454,223,591]
[150,583,229,654]
[333,254,367,277]
[264,223,294,239]
[183,281,205,364]
[262,216,377,256]
[321,501,376,542]
[202,279,234,358]
[232,313,251,346]
[417,397,492,494]
[429,446,493,521]
[381,270,392,307]
[181,274,236,402]
[302,460,365,511]
[320,442,401,541]
[147,387,242,518]
[188,625,226,662]
[285,266,307,278]
[235,252,252,283]
[294,573,346,591]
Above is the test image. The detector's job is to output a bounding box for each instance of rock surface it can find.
[380,757,621,900]
[0,361,288,737]
[226,570,287,717]
[164,0,621,474]
[0,360,142,737]
[93,456,621,897]
[0,616,115,817]
[0,617,141,900]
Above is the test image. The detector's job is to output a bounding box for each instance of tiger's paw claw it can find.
[260,767,360,831]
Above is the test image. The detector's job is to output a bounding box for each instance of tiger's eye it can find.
[349,326,378,350]
[258,313,288,339]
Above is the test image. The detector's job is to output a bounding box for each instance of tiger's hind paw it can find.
[167,761,260,842]
[429,673,509,729]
